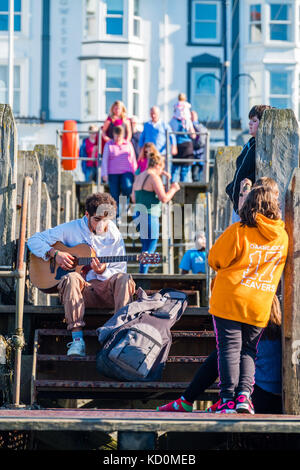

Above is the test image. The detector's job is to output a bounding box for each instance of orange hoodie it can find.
[208,213,288,328]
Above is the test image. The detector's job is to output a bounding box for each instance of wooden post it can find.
[37,183,52,306]
[61,170,76,223]
[0,104,17,304]
[283,168,300,414]
[256,108,300,212]
[17,151,41,238]
[40,182,52,231]
[17,151,42,306]
[211,146,242,241]
[34,145,61,228]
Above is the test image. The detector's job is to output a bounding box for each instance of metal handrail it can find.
[163,128,212,300]
[56,127,103,192]
[0,176,33,408]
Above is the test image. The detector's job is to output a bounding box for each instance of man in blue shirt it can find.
[179,231,206,274]
[139,106,177,156]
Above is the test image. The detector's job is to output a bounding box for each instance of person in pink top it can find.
[101,126,137,218]
[102,100,132,143]
[136,142,157,175]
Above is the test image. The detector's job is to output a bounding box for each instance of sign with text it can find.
[49,0,82,121]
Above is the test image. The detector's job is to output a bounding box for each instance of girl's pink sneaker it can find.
[156,397,193,412]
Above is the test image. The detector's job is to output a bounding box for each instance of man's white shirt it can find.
[27,217,126,282]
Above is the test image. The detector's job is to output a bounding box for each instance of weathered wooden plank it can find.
[61,170,76,223]
[40,182,52,231]
[0,104,17,304]
[16,151,41,237]
[17,151,42,306]
[0,409,300,433]
[256,108,300,213]
[0,305,209,316]
[211,146,242,241]
[283,168,300,414]
[34,145,61,228]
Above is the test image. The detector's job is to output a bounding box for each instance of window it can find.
[132,66,139,116]
[191,68,220,121]
[84,0,97,38]
[248,71,262,112]
[298,73,300,119]
[269,71,291,108]
[83,62,97,118]
[249,4,262,42]
[0,65,21,114]
[299,5,300,42]
[104,63,123,114]
[105,0,123,36]
[191,1,221,43]
[269,3,291,41]
[0,0,21,32]
[133,0,140,38]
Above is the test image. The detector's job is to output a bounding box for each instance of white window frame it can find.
[132,63,140,117]
[298,71,300,120]
[82,60,99,121]
[267,67,293,110]
[191,0,221,44]
[297,2,300,43]
[267,2,293,43]
[249,3,262,43]
[101,60,125,119]
[133,0,141,39]
[246,69,264,118]
[0,0,29,37]
[83,0,98,40]
[103,0,125,39]
[190,67,221,121]
[0,60,27,116]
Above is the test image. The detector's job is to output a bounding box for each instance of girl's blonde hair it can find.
[239,185,281,227]
[138,142,159,161]
[109,100,127,120]
[148,153,165,169]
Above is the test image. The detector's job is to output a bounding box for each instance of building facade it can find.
[239,0,300,129]
[0,0,299,147]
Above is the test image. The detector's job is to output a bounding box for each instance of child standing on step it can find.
[208,182,288,413]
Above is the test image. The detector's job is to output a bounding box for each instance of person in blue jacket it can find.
[179,231,206,274]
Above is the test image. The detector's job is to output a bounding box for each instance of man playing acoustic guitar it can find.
[27,192,136,356]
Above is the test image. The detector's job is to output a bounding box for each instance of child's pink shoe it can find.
[156,397,193,412]
[206,398,222,412]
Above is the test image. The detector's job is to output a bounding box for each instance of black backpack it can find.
[96,288,188,381]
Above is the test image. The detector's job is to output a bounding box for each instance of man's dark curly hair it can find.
[85,192,117,218]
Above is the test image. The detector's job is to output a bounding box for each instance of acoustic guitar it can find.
[29,241,161,290]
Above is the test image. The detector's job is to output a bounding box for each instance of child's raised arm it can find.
[208,225,239,271]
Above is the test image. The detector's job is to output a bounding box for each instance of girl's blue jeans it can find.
[133,212,160,274]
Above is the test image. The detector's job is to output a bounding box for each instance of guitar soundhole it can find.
[55,267,76,280]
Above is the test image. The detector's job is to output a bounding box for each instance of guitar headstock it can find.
[139,252,161,265]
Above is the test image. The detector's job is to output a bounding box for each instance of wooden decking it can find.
[0,408,300,434]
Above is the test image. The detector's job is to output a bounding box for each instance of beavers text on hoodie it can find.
[208,213,288,328]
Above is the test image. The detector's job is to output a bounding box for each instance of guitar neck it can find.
[77,255,138,265]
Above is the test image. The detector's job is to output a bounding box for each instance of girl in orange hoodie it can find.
[209,183,288,414]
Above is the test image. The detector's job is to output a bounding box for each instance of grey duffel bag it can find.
[96,288,188,381]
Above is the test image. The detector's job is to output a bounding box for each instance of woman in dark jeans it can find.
[157,294,283,414]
